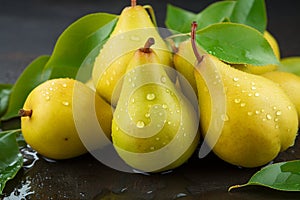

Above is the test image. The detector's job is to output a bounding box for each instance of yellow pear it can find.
[20,78,112,160]
[189,23,298,167]
[92,0,173,106]
[262,71,300,126]
[111,38,199,172]
[233,31,280,74]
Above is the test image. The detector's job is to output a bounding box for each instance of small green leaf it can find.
[279,57,300,76]
[165,4,196,33]
[165,2,236,33]
[42,13,118,80]
[229,160,300,192]
[1,56,50,121]
[0,84,13,118]
[230,0,266,33]
[0,129,23,195]
[196,1,236,30]
[196,22,279,65]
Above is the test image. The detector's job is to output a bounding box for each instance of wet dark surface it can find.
[1,0,300,199]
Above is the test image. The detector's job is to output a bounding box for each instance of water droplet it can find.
[176,110,180,113]
[145,113,150,118]
[51,81,55,85]
[130,35,140,41]
[159,112,163,116]
[240,102,246,107]
[287,128,291,132]
[131,98,135,103]
[233,77,239,82]
[162,104,167,109]
[62,101,69,106]
[49,87,53,91]
[248,93,253,97]
[161,76,167,83]
[276,110,282,116]
[116,126,119,131]
[251,86,256,90]
[275,124,279,129]
[254,92,260,97]
[261,109,265,113]
[266,114,272,120]
[183,133,187,137]
[45,96,50,101]
[247,111,253,116]
[255,110,260,115]
[132,83,136,87]
[156,137,160,141]
[146,93,156,101]
[167,121,172,125]
[62,83,67,88]
[136,121,145,128]
[150,146,155,150]
[221,114,229,121]
[274,117,279,122]
[128,78,132,82]
[287,105,292,110]
[235,83,240,87]
[234,98,241,104]
[251,82,256,86]
[273,106,277,110]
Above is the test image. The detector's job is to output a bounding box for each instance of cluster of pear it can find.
[20,0,300,172]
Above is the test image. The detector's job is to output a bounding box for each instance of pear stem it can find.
[140,37,155,53]
[19,109,32,117]
[131,0,136,7]
[191,21,203,64]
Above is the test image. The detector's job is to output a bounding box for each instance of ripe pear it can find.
[262,71,300,126]
[233,31,280,75]
[189,22,298,167]
[194,54,298,167]
[92,0,173,106]
[111,38,199,172]
[20,78,112,160]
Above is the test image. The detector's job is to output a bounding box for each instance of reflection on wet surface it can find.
[1,136,299,199]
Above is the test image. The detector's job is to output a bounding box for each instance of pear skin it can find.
[262,71,300,126]
[194,54,298,168]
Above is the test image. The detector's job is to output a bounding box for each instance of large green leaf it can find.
[1,56,50,121]
[279,57,300,76]
[0,129,23,195]
[196,22,279,65]
[42,13,118,80]
[0,84,13,118]
[230,0,267,33]
[229,160,300,192]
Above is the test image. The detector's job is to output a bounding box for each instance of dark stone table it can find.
[1,0,300,199]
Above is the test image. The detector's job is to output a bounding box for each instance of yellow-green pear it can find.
[111,38,199,172]
[233,31,280,75]
[20,78,112,160]
[92,0,173,106]
[190,23,298,168]
[262,71,300,125]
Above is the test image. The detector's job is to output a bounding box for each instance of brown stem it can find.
[131,0,136,7]
[140,37,155,53]
[166,38,178,54]
[191,21,203,64]
[19,109,32,117]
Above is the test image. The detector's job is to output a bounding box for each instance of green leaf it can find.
[229,160,300,192]
[165,2,236,33]
[230,0,267,33]
[0,84,13,118]
[196,1,236,30]
[279,57,300,76]
[196,22,279,65]
[42,13,118,80]
[0,129,23,195]
[1,56,50,121]
[165,4,196,33]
